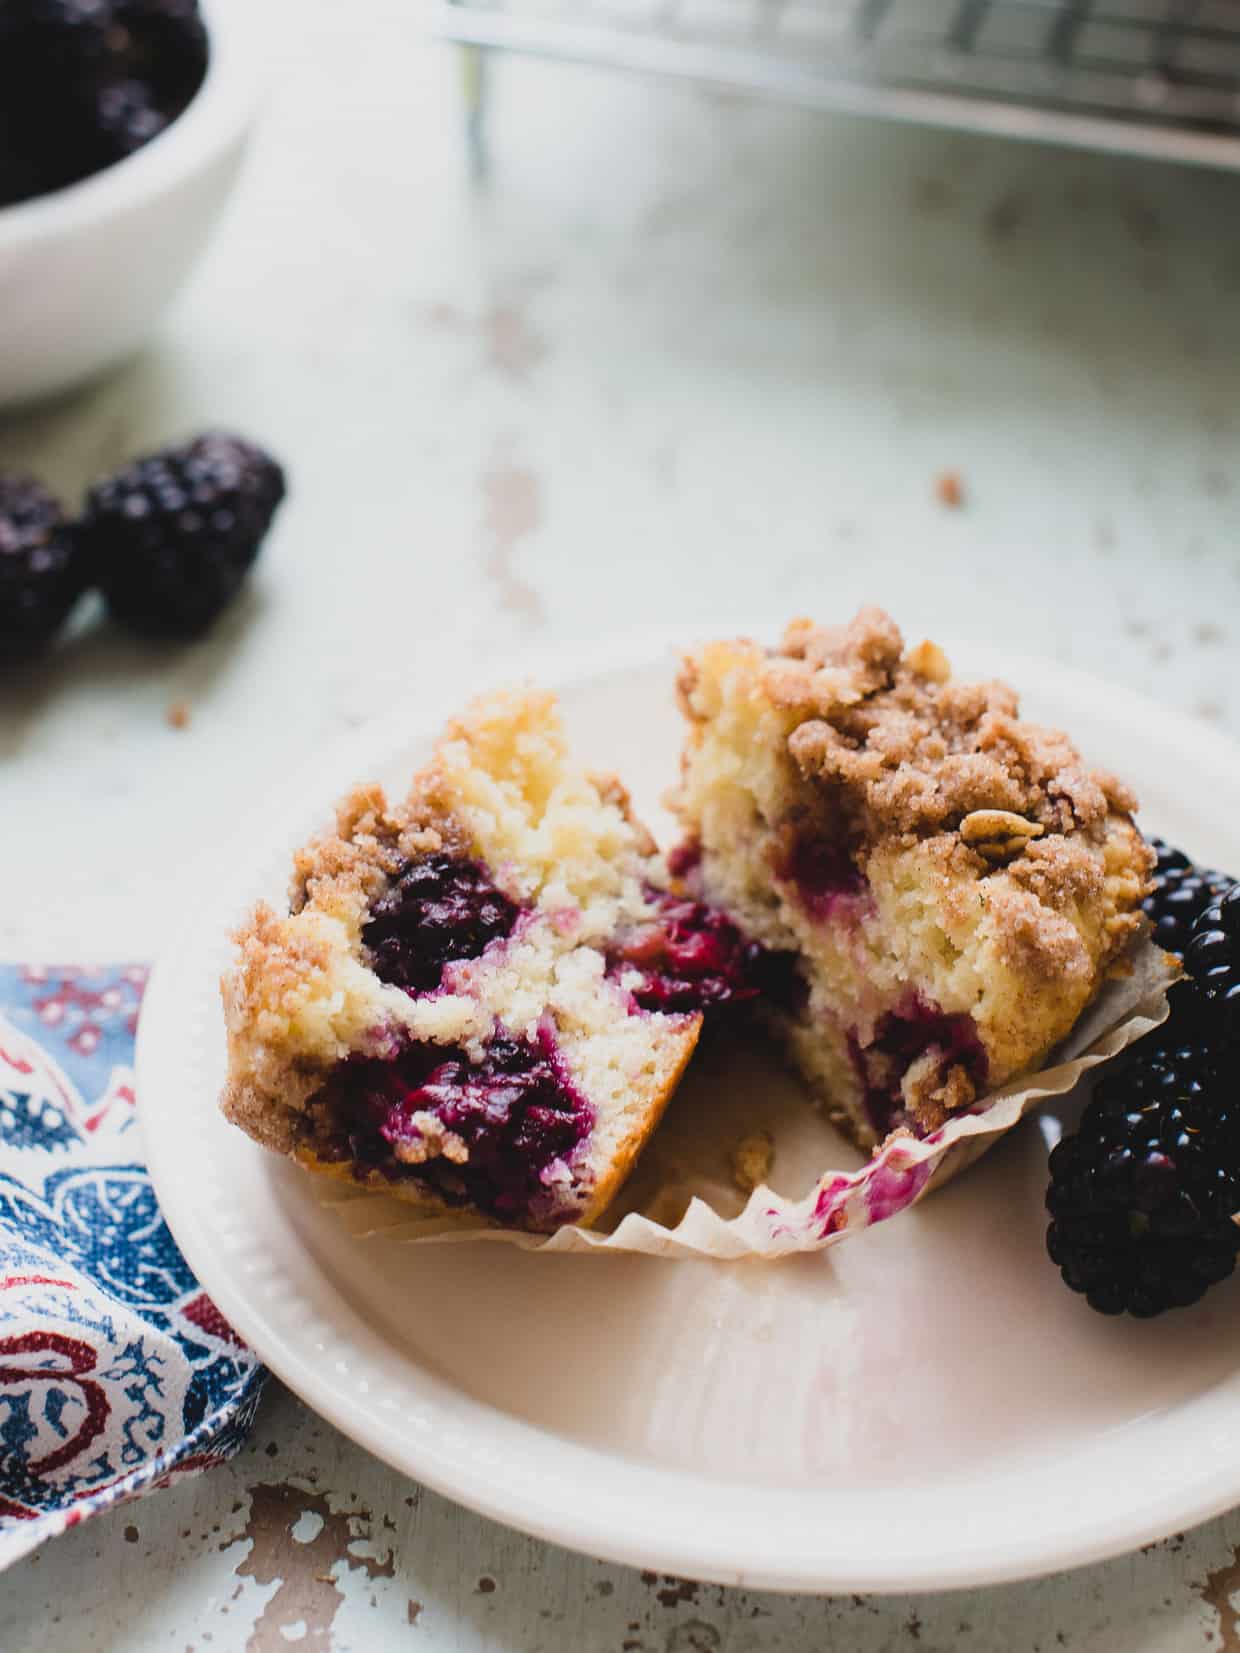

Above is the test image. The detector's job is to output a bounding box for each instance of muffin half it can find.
[671,608,1152,1150]
[221,690,717,1232]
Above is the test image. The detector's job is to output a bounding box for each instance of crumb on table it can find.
[166,700,191,730]
[731,1131,774,1194]
[935,470,965,508]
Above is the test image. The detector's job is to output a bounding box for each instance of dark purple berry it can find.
[1185,883,1240,1046]
[852,997,987,1142]
[1046,1035,1240,1317]
[608,890,803,1015]
[79,432,286,638]
[1143,837,1233,959]
[0,1,117,81]
[92,76,166,160]
[315,1024,593,1227]
[0,475,86,658]
[363,855,521,994]
[114,0,208,108]
[0,129,43,208]
[0,1,207,208]
[0,2,120,197]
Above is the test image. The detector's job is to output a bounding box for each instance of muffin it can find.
[220,689,718,1233]
[671,608,1153,1150]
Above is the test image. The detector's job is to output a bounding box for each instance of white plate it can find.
[140,632,1240,1594]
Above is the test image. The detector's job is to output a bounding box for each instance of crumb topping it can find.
[673,607,1153,1141]
[748,606,1139,850]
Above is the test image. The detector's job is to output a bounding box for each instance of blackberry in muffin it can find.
[670,609,1152,1151]
[219,690,772,1233]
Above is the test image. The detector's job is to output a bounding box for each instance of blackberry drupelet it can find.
[1185,884,1240,1046]
[92,77,166,161]
[1047,1034,1240,1317]
[80,433,286,638]
[0,475,86,657]
[1144,837,1233,959]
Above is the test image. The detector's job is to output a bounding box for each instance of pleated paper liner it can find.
[316,940,1177,1262]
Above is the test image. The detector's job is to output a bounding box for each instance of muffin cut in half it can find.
[221,690,775,1233]
[671,608,1153,1151]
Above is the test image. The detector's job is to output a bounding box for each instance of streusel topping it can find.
[722,606,1137,849]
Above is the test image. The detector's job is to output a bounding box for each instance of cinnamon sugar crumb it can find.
[771,608,1125,847]
[935,471,964,508]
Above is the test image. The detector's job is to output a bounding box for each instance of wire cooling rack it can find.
[432,0,1240,167]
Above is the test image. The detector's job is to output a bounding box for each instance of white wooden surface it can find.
[2,1,1239,1646]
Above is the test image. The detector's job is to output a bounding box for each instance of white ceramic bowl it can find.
[0,0,256,410]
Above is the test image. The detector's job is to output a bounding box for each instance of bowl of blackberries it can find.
[0,1,255,408]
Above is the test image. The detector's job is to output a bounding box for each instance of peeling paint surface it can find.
[3,1382,1240,1653]
[233,1484,394,1653]
[480,451,546,623]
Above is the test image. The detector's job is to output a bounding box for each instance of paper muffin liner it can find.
[315,940,1177,1262]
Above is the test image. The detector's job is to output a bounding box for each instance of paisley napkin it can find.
[0,965,264,1570]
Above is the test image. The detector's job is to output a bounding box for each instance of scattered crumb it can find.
[984,192,1026,243]
[477,1576,496,1594]
[731,1131,774,1194]
[913,176,957,213]
[166,699,191,730]
[935,471,964,508]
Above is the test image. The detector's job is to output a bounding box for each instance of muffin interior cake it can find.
[221,689,776,1232]
[671,609,1152,1150]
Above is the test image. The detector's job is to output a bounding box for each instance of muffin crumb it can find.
[731,1131,774,1193]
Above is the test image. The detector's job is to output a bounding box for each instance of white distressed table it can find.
[3,2,1240,1647]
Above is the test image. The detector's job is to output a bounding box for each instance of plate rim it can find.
[139,628,1240,1594]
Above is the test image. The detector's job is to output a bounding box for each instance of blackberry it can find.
[115,0,208,108]
[1185,884,1240,1046]
[326,1026,592,1225]
[608,891,804,1015]
[0,135,41,210]
[0,2,121,197]
[362,855,521,994]
[1143,837,1233,959]
[0,1,117,81]
[0,475,85,658]
[1046,1038,1240,1317]
[80,433,286,638]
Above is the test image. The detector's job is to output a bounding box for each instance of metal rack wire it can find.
[432,0,1240,168]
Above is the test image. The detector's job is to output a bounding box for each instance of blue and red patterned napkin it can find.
[0,966,264,1570]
